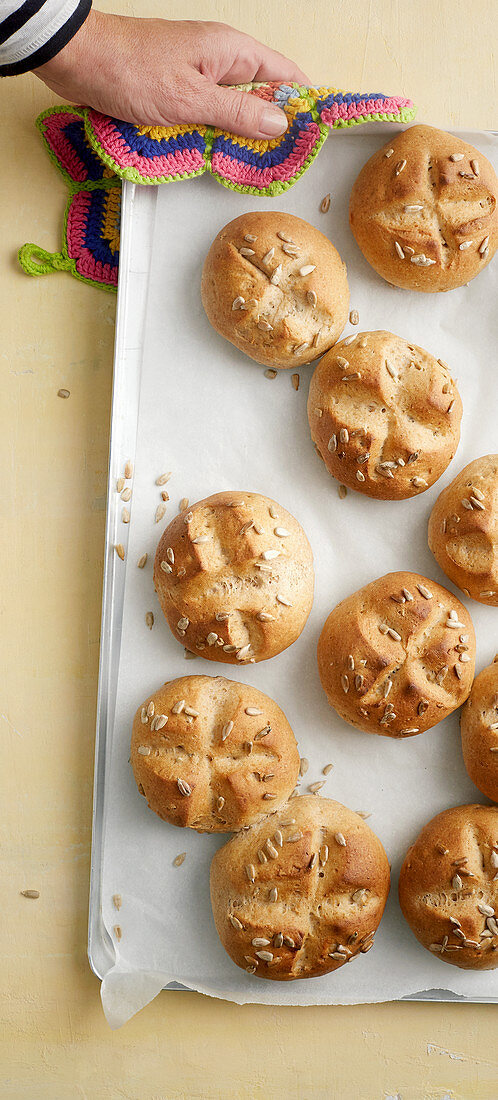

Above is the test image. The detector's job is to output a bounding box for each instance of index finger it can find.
[221,38,312,88]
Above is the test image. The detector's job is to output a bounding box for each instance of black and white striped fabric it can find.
[0,0,91,75]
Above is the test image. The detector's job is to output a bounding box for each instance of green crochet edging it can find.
[20,91,417,290]
[18,178,119,293]
[36,104,116,191]
[207,121,329,197]
[84,116,213,187]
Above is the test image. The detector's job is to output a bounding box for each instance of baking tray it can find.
[88,126,498,1005]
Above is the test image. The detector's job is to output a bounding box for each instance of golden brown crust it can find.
[428,455,498,606]
[317,570,475,738]
[131,675,300,832]
[461,658,498,802]
[307,331,462,499]
[201,211,349,368]
[349,125,498,292]
[153,491,314,664]
[210,795,390,980]
[399,804,498,969]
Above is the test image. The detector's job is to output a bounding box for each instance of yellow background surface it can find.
[2,1,497,1097]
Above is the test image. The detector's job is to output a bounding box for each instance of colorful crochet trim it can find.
[19,106,121,290]
[85,84,415,191]
[19,83,415,290]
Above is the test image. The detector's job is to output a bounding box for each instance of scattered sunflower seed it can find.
[155,503,167,523]
[173,852,186,867]
[57,388,70,399]
[145,611,154,630]
[320,193,331,213]
[291,373,300,391]
[115,544,125,561]
[264,369,277,380]
[20,889,40,899]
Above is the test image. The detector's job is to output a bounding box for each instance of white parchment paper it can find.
[100,126,498,1027]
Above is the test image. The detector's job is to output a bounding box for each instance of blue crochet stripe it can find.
[110,119,206,159]
[83,189,120,268]
[65,118,110,182]
[316,91,390,111]
[211,110,317,169]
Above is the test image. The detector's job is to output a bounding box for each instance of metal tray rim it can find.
[88,131,498,1005]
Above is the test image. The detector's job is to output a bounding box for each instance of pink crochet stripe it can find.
[65,191,118,286]
[211,123,321,188]
[88,112,205,178]
[320,96,411,124]
[75,250,117,286]
[42,110,90,183]
[66,189,91,257]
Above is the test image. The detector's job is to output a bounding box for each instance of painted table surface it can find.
[2,0,497,1096]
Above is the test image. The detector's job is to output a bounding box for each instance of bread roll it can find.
[349,125,498,292]
[154,491,314,664]
[399,804,498,969]
[210,795,390,980]
[131,675,300,831]
[201,211,349,368]
[428,454,498,606]
[317,571,475,738]
[308,330,462,499]
[461,658,498,802]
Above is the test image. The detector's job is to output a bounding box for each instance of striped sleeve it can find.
[0,0,92,76]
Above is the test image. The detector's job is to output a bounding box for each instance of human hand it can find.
[34,12,311,138]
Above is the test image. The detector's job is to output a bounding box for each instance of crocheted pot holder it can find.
[19,84,415,291]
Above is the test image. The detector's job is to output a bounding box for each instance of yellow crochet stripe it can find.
[136,122,208,140]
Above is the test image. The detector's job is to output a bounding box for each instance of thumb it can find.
[196,82,289,139]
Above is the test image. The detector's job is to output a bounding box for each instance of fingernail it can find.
[259,107,288,138]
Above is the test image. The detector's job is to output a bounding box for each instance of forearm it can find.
[7,8,309,138]
[0,0,92,77]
